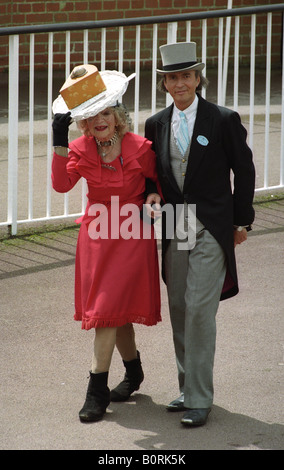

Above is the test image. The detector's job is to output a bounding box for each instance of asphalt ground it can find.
[0,198,283,451]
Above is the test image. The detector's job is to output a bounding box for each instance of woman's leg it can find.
[110,323,144,402]
[80,327,117,423]
[115,323,137,361]
[91,327,117,373]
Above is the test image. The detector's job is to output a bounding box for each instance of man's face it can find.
[164,70,200,110]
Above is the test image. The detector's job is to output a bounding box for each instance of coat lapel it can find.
[156,104,183,197]
[184,95,212,188]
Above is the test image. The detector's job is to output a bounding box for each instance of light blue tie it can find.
[176,111,190,156]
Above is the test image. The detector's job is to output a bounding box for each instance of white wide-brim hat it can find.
[157,42,205,74]
[52,70,135,121]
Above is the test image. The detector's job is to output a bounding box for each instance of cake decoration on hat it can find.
[53,65,135,122]
[59,64,106,110]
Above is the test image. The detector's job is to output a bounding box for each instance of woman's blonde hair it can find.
[77,103,133,138]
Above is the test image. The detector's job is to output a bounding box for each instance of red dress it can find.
[52,132,161,330]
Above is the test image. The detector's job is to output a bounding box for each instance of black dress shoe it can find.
[181,408,211,427]
[166,393,186,412]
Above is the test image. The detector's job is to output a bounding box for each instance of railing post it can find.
[64,31,70,216]
[151,24,158,116]
[101,28,106,71]
[201,19,207,99]
[134,25,141,134]
[46,32,53,219]
[218,17,223,105]
[233,16,240,111]
[28,33,35,221]
[166,22,177,107]
[264,13,272,189]
[249,14,256,152]
[222,0,233,106]
[7,35,19,236]
[118,26,124,73]
[281,13,284,188]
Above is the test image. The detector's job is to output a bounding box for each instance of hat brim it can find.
[157,62,205,74]
[52,71,135,121]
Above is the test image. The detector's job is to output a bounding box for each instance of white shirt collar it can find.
[172,94,198,121]
[172,94,198,138]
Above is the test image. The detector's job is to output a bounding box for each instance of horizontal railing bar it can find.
[0,213,83,228]
[1,4,284,37]
[0,182,282,231]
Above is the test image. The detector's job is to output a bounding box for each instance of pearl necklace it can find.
[95,131,119,158]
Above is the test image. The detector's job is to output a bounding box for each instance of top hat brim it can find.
[52,70,135,121]
[157,61,205,74]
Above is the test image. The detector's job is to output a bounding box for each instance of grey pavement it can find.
[0,67,284,450]
[0,198,283,450]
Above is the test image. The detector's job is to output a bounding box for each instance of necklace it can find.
[100,156,123,172]
[95,131,119,158]
[101,163,117,171]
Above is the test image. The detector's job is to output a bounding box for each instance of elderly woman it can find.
[51,68,161,423]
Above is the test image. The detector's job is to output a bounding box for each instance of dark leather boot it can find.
[79,371,110,423]
[110,351,144,402]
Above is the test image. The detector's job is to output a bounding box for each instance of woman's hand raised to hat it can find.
[52,112,72,148]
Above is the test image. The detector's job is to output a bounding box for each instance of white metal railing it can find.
[1,4,284,235]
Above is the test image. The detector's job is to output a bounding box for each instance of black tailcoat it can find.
[145,94,255,300]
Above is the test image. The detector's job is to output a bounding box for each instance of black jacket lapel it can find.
[156,105,183,198]
[183,95,212,189]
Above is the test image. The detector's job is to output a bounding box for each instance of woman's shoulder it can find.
[121,132,154,165]
[69,135,97,155]
[123,132,146,142]
[123,132,153,148]
[69,134,89,149]
[122,132,153,156]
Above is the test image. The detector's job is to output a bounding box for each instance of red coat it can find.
[52,132,161,330]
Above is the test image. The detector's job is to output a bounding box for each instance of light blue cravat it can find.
[176,111,190,156]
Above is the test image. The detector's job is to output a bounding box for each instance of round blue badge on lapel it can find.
[197,135,209,146]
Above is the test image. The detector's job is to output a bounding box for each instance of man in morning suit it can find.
[144,42,255,427]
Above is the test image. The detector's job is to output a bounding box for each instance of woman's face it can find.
[86,108,116,141]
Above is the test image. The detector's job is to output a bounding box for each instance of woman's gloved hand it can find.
[52,112,72,147]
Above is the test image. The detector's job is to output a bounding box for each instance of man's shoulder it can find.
[145,105,173,124]
[200,95,237,118]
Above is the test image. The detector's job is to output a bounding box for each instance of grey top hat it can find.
[157,42,205,74]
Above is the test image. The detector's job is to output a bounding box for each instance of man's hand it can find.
[145,193,162,219]
[234,228,247,247]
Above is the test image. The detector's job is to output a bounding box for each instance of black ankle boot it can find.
[110,351,144,402]
[79,371,110,423]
